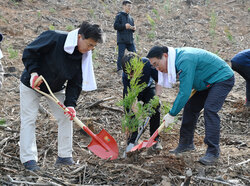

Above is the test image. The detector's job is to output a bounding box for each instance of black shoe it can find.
[169,144,195,154]
[23,160,40,171]
[199,153,219,165]
[55,157,75,166]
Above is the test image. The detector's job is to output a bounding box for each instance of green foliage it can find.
[164,0,170,15]
[10,0,19,5]
[147,15,156,40]
[248,8,250,12]
[66,25,74,31]
[118,56,159,133]
[224,28,233,42]
[7,46,18,59]
[0,118,6,125]
[49,25,55,30]
[147,31,156,40]
[92,50,100,68]
[37,11,41,19]
[0,15,9,24]
[89,9,96,19]
[49,8,56,13]
[152,9,160,20]
[161,101,171,117]
[209,10,217,37]
[92,49,97,61]
[147,14,156,29]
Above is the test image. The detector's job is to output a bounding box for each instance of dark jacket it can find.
[231,49,250,67]
[21,30,83,107]
[114,11,135,44]
[122,57,158,98]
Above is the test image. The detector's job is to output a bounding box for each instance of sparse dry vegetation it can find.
[0,0,249,185]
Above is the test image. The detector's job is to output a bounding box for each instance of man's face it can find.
[77,34,97,54]
[123,3,132,13]
[149,53,168,73]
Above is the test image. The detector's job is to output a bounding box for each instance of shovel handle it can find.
[134,117,150,144]
[33,76,90,132]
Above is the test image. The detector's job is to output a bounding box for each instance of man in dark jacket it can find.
[19,21,104,171]
[0,33,4,90]
[231,49,250,107]
[114,0,136,76]
[122,53,162,155]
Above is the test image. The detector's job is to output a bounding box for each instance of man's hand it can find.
[30,72,42,89]
[64,107,76,120]
[125,23,132,29]
[163,113,175,128]
[130,25,136,30]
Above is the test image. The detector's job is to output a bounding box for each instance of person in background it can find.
[0,33,4,90]
[114,0,136,76]
[20,21,104,171]
[121,52,162,155]
[231,49,250,107]
[146,46,234,165]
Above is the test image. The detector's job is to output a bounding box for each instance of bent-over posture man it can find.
[20,21,104,171]
[231,49,250,107]
[147,46,234,165]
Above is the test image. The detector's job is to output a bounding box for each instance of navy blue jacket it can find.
[21,30,82,107]
[114,12,135,44]
[231,49,250,67]
[122,57,158,97]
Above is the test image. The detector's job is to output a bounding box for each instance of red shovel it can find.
[130,122,164,152]
[130,89,197,152]
[34,76,119,160]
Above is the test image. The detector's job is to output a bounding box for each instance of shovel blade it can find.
[87,129,119,160]
[130,140,157,152]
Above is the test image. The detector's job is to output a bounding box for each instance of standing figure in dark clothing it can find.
[121,53,162,154]
[114,0,136,76]
[231,49,250,107]
[19,21,104,171]
[0,33,4,90]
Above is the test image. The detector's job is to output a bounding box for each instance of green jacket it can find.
[169,47,233,116]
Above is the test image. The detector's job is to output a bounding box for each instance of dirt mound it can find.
[0,0,249,185]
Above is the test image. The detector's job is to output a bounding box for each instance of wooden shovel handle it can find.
[33,76,89,130]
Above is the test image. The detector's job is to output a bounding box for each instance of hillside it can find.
[0,0,249,185]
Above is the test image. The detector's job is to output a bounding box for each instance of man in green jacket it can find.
[146,46,234,165]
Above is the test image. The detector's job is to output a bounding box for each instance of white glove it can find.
[163,113,175,128]
[64,107,76,120]
[30,72,40,89]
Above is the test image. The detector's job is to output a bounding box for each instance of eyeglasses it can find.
[151,61,160,69]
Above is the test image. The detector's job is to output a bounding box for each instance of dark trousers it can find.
[180,76,235,156]
[117,43,136,71]
[231,62,250,102]
[127,86,160,144]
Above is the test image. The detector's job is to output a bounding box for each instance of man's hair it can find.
[122,0,132,5]
[78,21,104,43]
[121,52,139,74]
[146,46,169,59]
